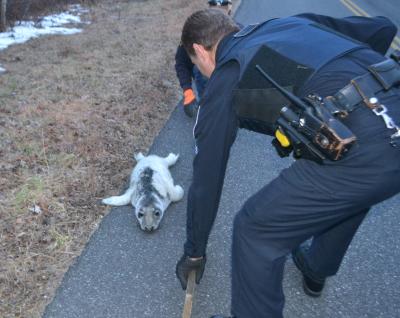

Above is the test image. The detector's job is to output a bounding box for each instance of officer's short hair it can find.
[181,9,239,56]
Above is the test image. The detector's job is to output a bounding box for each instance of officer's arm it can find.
[184,62,239,257]
[175,44,195,90]
[297,13,398,55]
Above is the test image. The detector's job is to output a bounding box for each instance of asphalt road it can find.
[44,1,400,317]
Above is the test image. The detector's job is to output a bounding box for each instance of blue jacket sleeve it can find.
[175,44,195,91]
[296,13,398,55]
[184,62,240,257]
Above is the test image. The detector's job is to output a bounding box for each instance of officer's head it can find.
[181,9,239,77]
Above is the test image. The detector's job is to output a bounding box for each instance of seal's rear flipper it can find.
[164,153,179,167]
[102,187,135,206]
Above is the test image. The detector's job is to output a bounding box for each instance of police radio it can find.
[256,65,357,163]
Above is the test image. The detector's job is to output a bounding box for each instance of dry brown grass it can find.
[0,0,203,317]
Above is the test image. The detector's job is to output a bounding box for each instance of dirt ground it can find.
[0,0,203,317]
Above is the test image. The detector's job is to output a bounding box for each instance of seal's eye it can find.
[154,210,161,217]
[138,212,144,218]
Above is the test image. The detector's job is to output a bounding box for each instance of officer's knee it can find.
[233,201,255,235]
[233,203,291,262]
[232,205,254,253]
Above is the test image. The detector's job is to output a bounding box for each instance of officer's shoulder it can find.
[234,22,268,38]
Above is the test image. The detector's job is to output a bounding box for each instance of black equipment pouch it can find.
[327,56,400,115]
[304,96,357,161]
[256,65,357,163]
[368,59,400,90]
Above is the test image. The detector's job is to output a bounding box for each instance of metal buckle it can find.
[390,129,400,146]
[369,98,400,147]
[372,103,397,130]
[372,104,387,115]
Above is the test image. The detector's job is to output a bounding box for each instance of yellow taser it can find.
[275,128,291,147]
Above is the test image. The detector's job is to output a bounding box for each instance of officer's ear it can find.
[193,43,216,64]
[192,43,216,78]
[193,43,208,61]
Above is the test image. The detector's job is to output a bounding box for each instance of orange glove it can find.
[183,88,197,118]
[183,88,196,106]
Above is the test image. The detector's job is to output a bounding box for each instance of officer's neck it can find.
[215,32,236,64]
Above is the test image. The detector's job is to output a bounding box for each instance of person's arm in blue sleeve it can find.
[175,44,195,90]
[296,13,398,55]
[184,61,240,257]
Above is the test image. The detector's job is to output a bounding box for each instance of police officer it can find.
[175,9,400,318]
[174,0,233,117]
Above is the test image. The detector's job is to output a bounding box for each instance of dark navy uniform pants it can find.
[231,89,400,318]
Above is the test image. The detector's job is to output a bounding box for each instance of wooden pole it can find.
[0,0,7,32]
[182,271,196,318]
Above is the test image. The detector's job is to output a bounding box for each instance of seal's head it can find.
[135,199,164,232]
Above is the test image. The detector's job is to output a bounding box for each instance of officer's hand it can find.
[183,88,197,118]
[176,254,206,290]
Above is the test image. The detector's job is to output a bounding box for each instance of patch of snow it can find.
[40,13,82,28]
[29,205,42,215]
[0,21,82,50]
[0,4,90,72]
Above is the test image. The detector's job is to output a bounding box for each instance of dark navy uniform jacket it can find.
[184,13,398,257]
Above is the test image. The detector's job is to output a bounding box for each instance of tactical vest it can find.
[216,17,368,135]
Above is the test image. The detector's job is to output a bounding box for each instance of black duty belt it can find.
[324,57,400,116]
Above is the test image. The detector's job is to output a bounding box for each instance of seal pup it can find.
[102,153,184,231]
